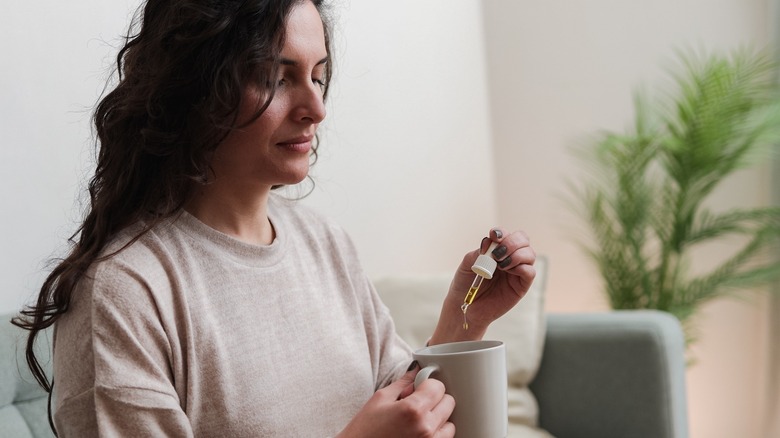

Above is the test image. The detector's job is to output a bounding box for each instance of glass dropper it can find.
[461,241,498,329]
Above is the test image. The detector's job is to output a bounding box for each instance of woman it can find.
[14,0,536,436]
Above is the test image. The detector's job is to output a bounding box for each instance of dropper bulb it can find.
[471,241,499,279]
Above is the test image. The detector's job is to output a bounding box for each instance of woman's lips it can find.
[277,136,313,153]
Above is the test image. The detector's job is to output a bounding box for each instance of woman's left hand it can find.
[428,227,536,345]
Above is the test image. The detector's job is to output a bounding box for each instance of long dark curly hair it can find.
[12,0,332,410]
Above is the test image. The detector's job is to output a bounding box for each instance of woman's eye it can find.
[313,78,326,90]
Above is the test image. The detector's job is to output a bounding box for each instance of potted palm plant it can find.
[569,47,780,346]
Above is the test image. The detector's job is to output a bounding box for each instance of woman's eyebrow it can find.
[280,56,329,67]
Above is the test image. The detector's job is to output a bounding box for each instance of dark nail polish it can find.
[493,229,503,239]
[407,360,419,371]
[498,256,512,268]
[492,245,508,258]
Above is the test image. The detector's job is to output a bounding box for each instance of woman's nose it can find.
[294,83,327,124]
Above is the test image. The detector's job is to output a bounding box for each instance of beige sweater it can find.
[53,194,412,437]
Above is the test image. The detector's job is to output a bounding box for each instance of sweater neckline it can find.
[173,199,287,268]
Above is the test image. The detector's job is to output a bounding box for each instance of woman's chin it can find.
[278,166,311,186]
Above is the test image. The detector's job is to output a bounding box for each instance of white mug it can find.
[413,340,507,438]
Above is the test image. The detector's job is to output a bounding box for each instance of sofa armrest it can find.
[1,314,54,438]
[529,310,688,438]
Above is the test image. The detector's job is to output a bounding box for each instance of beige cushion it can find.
[373,257,550,437]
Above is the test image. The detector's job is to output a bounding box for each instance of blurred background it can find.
[1,0,778,437]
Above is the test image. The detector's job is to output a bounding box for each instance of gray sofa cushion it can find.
[0,316,54,438]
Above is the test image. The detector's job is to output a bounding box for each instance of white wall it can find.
[482,1,775,437]
[1,1,139,314]
[302,0,496,278]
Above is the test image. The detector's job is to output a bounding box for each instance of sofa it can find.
[0,315,53,438]
[1,262,689,438]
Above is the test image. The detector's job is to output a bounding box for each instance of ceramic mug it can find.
[413,340,507,438]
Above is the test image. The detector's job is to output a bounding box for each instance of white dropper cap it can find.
[471,241,498,279]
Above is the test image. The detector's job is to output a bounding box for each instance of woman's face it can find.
[211,1,328,190]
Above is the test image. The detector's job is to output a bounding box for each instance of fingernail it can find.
[492,245,507,258]
[498,256,512,268]
[492,229,503,239]
[407,360,419,371]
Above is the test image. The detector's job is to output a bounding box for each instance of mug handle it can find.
[413,364,440,389]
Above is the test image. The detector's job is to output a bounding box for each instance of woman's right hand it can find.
[336,367,455,437]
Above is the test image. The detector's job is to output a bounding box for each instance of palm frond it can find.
[686,226,780,302]
[688,207,780,244]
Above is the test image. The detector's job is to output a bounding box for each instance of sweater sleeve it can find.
[360,273,414,390]
[319,219,415,390]
[372,287,412,388]
[54,258,194,438]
